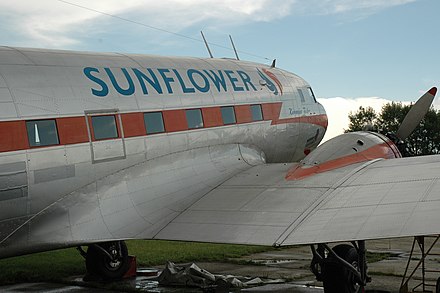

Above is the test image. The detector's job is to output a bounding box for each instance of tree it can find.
[345,106,377,132]
[346,102,440,156]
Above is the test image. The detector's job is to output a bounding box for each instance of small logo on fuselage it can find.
[257,68,283,96]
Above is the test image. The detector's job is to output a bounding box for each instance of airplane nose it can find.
[317,102,328,131]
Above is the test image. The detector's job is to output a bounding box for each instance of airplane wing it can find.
[155,154,440,246]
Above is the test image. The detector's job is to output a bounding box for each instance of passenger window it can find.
[26,120,59,147]
[186,109,204,129]
[221,106,236,125]
[308,87,317,103]
[298,89,305,103]
[91,115,118,140]
[250,105,263,121]
[144,112,165,134]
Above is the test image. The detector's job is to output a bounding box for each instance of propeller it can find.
[386,87,437,156]
[396,87,437,140]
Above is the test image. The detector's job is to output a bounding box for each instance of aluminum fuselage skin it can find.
[0,47,326,257]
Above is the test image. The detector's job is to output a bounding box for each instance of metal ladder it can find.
[400,235,440,293]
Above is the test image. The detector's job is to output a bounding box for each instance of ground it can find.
[1,237,440,292]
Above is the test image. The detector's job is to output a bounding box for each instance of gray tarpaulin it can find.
[157,262,284,289]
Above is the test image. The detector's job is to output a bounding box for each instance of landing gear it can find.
[79,241,131,280]
[310,241,369,293]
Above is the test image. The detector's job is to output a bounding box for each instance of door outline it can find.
[84,109,126,164]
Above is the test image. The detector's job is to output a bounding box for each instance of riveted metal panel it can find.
[0,216,30,242]
[0,72,8,88]
[34,165,75,184]
[0,88,13,102]
[0,161,27,202]
[0,103,18,119]
[0,48,33,65]
[91,140,125,162]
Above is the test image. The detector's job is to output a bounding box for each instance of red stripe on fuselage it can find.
[0,121,29,152]
[202,107,223,128]
[235,105,253,124]
[274,115,329,129]
[261,102,328,129]
[0,102,327,153]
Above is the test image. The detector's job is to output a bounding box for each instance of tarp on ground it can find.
[157,261,285,289]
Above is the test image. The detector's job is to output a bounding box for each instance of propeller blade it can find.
[396,87,437,140]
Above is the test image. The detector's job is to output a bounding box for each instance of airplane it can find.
[0,45,438,293]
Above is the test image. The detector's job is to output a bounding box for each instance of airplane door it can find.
[85,109,126,163]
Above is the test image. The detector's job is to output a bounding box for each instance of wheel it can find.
[436,276,440,293]
[322,244,361,293]
[86,241,130,280]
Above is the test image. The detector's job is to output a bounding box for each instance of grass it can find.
[0,248,84,285]
[0,240,270,285]
[366,251,392,263]
[127,240,269,266]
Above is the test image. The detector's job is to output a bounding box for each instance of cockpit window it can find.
[307,87,317,103]
[298,89,305,103]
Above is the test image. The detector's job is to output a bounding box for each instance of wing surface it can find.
[156,155,440,246]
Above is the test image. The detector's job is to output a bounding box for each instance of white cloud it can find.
[0,0,418,48]
[318,96,411,142]
[303,0,417,15]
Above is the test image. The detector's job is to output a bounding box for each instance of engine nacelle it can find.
[286,131,401,180]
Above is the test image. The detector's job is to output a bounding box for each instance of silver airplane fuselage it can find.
[0,47,327,258]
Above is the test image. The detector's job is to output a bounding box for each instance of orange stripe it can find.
[273,115,328,129]
[202,107,223,128]
[235,105,252,124]
[286,142,398,180]
[163,109,188,132]
[0,102,327,153]
[0,121,28,152]
[121,113,146,138]
[262,103,282,121]
[57,117,88,144]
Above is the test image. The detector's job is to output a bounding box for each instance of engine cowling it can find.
[286,131,401,180]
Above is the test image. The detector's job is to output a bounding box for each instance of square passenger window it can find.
[250,105,263,121]
[26,120,59,147]
[144,112,165,134]
[186,109,204,129]
[91,115,118,140]
[221,106,236,125]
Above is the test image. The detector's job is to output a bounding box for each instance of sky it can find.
[0,0,438,140]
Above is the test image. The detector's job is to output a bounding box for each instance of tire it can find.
[322,244,361,293]
[436,277,440,293]
[86,241,130,280]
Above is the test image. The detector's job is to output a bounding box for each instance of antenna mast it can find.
[200,31,214,58]
[229,35,240,60]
